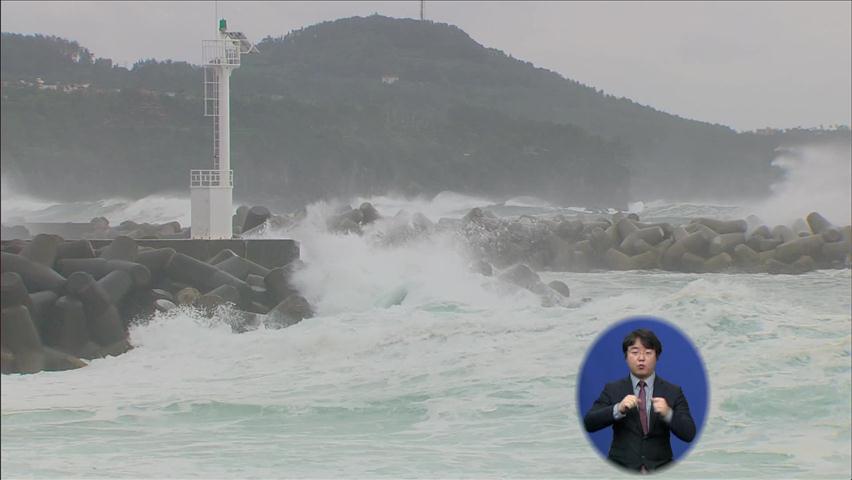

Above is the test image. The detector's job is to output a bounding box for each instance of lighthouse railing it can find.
[190,169,233,187]
[202,39,241,66]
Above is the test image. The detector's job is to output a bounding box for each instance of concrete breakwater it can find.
[0,203,291,241]
[451,209,851,275]
[323,203,850,275]
[2,203,849,374]
[1,235,303,375]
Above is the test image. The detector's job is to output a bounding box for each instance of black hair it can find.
[622,328,662,358]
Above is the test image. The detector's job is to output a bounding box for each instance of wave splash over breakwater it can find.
[750,143,852,227]
[281,202,518,315]
[2,188,850,478]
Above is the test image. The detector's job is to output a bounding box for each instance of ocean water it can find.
[2,192,851,479]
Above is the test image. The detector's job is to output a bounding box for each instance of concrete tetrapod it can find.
[1,305,46,374]
[548,280,571,298]
[103,260,151,288]
[771,225,798,244]
[671,226,689,242]
[662,232,709,270]
[208,248,238,265]
[750,225,772,240]
[616,219,639,242]
[244,301,272,315]
[28,291,59,334]
[243,206,271,234]
[1,252,67,293]
[703,252,734,273]
[654,238,674,256]
[620,227,664,255]
[708,233,747,256]
[588,226,613,255]
[0,346,14,374]
[233,206,250,235]
[56,258,112,279]
[1,271,33,310]
[134,248,176,278]
[359,202,381,225]
[625,238,656,256]
[165,253,252,308]
[264,264,301,304]
[733,244,762,272]
[44,295,90,357]
[42,346,88,372]
[99,236,138,261]
[822,239,852,263]
[766,256,816,275]
[634,222,674,238]
[215,255,271,281]
[245,274,265,288]
[65,271,127,349]
[20,234,63,267]
[498,264,548,295]
[752,237,784,252]
[685,223,720,242]
[819,229,843,243]
[791,255,817,274]
[604,248,657,271]
[680,252,707,273]
[692,218,748,234]
[56,258,151,287]
[154,299,177,312]
[97,270,134,306]
[264,294,314,329]
[196,284,242,316]
[806,212,834,236]
[774,235,825,263]
[175,287,202,306]
[56,239,96,261]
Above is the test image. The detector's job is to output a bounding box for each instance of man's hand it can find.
[652,397,671,417]
[618,394,638,414]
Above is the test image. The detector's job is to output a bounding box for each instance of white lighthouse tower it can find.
[191,19,256,239]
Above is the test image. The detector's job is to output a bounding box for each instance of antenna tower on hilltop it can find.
[190,18,257,239]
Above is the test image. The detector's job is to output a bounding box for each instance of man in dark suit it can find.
[583,328,696,473]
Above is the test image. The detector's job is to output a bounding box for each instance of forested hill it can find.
[1,16,849,208]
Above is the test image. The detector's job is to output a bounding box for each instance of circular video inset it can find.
[577,316,709,473]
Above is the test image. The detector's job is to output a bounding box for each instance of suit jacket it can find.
[583,374,696,471]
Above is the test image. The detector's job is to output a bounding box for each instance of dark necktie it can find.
[638,380,649,435]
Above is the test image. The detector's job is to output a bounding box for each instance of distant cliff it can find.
[1,16,849,208]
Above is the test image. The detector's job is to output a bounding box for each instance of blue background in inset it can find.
[577,316,708,461]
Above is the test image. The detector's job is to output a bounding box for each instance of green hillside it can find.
[1,16,848,208]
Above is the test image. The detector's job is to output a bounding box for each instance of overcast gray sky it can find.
[1,1,849,132]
